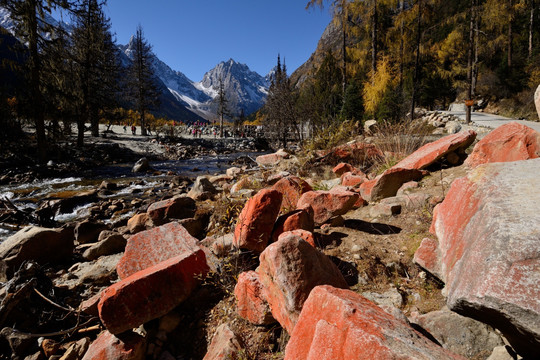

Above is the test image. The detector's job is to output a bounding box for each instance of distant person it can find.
[123,125,127,133]
[131,125,136,135]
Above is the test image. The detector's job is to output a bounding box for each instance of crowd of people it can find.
[121,121,263,139]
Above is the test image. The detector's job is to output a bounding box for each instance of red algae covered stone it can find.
[428,159,540,357]
[81,331,145,360]
[257,236,348,333]
[234,271,275,325]
[297,189,358,226]
[99,248,209,334]
[465,122,540,168]
[394,130,476,170]
[284,285,465,360]
[233,189,283,253]
[271,176,312,213]
[116,222,199,279]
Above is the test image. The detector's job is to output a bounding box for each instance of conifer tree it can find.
[0,0,74,161]
[264,55,298,148]
[128,25,159,136]
[71,0,120,145]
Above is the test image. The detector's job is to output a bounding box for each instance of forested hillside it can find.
[259,0,539,145]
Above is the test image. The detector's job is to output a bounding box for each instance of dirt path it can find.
[444,111,540,132]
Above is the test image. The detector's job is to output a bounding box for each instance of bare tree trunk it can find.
[410,0,422,122]
[472,0,479,96]
[466,0,475,124]
[529,0,536,60]
[399,0,405,88]
[371,0,378,77]
[508,0,513,68]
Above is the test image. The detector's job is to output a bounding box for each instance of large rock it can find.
[271,176,312,213]
[465,122,540,168]
[394,130,476,170]
[132,157,150,173]
[535,84,540,120]
[271,208,314,243]
[297,189,359,226]
[285,285,465,360]
[424,159,540,357]
[202,324,243,360]
[341,171,368,187]
[98,248,209,334]
[0,226,73,280]
[187,176,217,201]
[146,195,196,226]
[234,271,275,325]
[81,331,145,360]
[233,189,283,253]
[257,235,348,333]
[332,163,354,177]
[412,308,504,359]
[256,149,289,166]
[360,167,424,202]
[82,231,126,261]
[74,220,108,245]
[116,222,199,279]
[126,213,149,234]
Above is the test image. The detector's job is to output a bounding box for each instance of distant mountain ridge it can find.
[1,6,271,123]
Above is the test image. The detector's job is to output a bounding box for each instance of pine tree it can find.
[0,0,74,162]
[71,0,120,145]
[128,25,159,136]
[264,55,298,148]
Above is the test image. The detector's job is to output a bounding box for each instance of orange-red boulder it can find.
[233,189,283,253]
[202,324,243,360]
[465,122,540,168]
[146,195,196,226]
[234,271,275,325]
[278,230,317,248]
[394,130,476,170]
[297,189,359,226]
[426,159,540,357]
[271,176,312,213]
[98,248,209,334]
[116,222,199,279]
[341,171,368,187]
[255,149,289,166]
[413,238,443,281]
[284,285,465,360]
[81,331,145,360]
[361,167,424,202]
[271,208,314,243]
[332,163,354,176]
[257,236,348,333]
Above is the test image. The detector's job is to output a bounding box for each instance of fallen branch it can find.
[33,287,75,312]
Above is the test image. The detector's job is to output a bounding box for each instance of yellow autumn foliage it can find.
[362,57,396,115]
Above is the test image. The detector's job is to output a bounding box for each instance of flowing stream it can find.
[0,152,261,240]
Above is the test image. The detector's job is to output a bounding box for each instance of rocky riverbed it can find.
[1,122,540,359]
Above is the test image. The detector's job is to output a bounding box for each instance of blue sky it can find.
[101,1,332,81]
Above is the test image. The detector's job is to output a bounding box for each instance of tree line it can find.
[262,0,539,147]
[0,0,159,161]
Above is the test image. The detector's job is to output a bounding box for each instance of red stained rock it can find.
[146,195,196,226]
[271,208,314,243]
[465,122,540,168]
[278,230,317,248]
[361,168,424,202]
[413,238,443,281]
[341,171,368,187]
[394,130,476,170]
[233,189,283,253]
[203,324,243,360]
[256,149,289,166]
[427,159,540,357]
[257,236,348,333]
[116,222,199,279]
[297,189,359,226]
[81,331,145,360]
[98,248,209,334]
[332,163,354,177]
[272,176,312,213]
[234,271,275,325]
[284,285,465,360]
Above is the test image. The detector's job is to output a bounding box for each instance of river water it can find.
[0,152,261,240]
